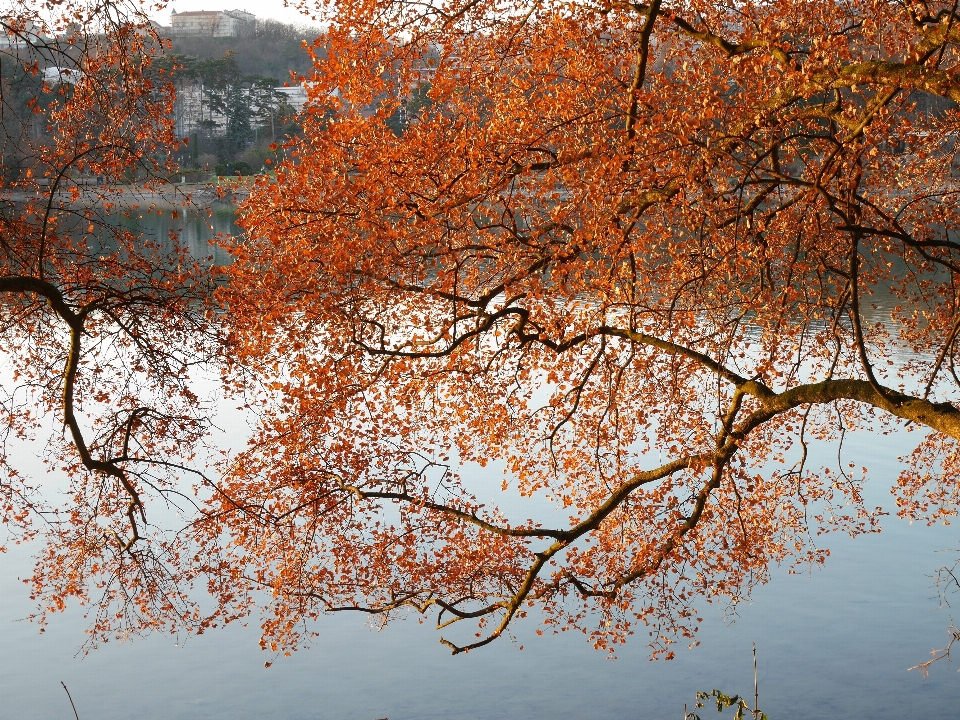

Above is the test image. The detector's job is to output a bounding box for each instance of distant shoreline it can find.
[3,183,249,209]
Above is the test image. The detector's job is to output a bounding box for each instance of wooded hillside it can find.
[169,19,322,80]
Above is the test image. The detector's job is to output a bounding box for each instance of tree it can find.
[222,0,960,657]
[244,74,287,145]
[4,0,960,668]
[1,2,220,642]
[169,51,287,162]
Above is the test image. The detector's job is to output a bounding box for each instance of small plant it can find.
[909,553,959,676]
[686,644,768,719]
[685,690,769,720]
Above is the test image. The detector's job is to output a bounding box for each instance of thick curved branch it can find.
[848,230,893,402]
[62,322,144,551]
[625,0,662,140]
[0,275,82,330]
[422,376,958,650]
[1,274,145,549]
[670,14,792,66]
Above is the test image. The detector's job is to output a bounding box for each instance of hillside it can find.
[169,19,323,81]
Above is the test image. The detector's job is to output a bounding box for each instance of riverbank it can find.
[3,182,250,209]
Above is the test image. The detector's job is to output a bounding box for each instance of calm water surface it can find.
[1,212,958,719]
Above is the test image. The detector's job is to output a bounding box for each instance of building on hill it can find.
[170,9,255,38]
[150,20,172,37]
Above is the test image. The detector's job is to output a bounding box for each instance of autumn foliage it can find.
[1,3,218,639]
[4,0,960,660]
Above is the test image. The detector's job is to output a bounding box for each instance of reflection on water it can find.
[1,212,958,720]
[107,204,239,266]
[1,428,956,720]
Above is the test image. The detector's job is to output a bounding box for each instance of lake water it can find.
[1,210,958,719]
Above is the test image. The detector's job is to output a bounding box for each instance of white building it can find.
[169,9,255,38]
[172,83,309,139]
[274,85,308,112]
[172,83,222,138]
[43,67,81,85]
